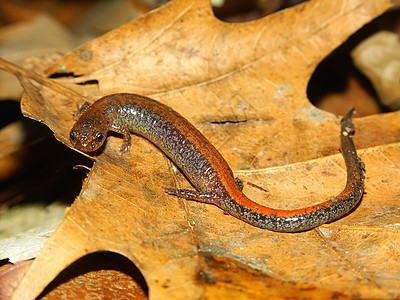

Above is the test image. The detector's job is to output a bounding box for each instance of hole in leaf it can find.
[210,119,247,125]
[307,51,380,117]
[212,0,305,22]
[48,72,80,79]
[38,251,148,299]
[307,10,399,117]
[76,79,99,86]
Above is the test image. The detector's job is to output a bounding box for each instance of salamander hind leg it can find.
[235,178,243,191]
[162,187,220,205]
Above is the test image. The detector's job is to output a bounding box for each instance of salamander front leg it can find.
[73,102,91,120]
[162,187,220,205]
[235,178,243,191]
[110,125,131,153]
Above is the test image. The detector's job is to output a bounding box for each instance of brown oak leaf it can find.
[4,0,399,299]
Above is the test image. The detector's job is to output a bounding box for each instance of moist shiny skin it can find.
[70,93,365,232]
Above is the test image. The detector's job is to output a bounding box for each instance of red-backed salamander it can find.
[70,93,365,232]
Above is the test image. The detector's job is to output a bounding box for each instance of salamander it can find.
[70,93,365,232]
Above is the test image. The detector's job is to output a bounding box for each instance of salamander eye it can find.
[94,131,105,142]
[70,129,78,141]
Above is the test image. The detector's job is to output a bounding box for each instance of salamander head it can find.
[70,116,108,152]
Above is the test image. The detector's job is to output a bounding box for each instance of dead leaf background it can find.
[352,30,400,110]
[1,0,399,299]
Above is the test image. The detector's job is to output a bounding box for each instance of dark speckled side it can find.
[70,94,365,232]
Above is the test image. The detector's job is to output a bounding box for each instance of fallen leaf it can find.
[352,30,400,110]
[4,0,400,299]
[0,202,66,263]
[0,260,32,300]
[0,14,75,99]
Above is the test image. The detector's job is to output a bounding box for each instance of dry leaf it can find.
[0,260,31,300]
[0,14,74,98]
[352,30,400,110]
[0,202,66,263]
[3,0,399,299]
